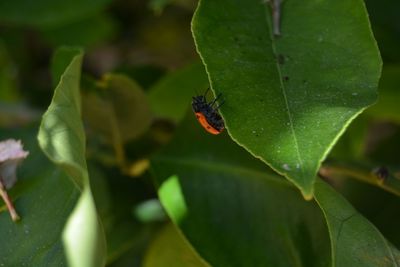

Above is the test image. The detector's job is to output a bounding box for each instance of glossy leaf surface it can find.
[192,0,382,197]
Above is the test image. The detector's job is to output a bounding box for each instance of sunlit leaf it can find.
[38,47,107,267]
[192,0,382,197]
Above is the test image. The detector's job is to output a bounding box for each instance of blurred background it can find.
[0,0,199,110]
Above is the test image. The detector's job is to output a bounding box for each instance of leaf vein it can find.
[263,5,305,180]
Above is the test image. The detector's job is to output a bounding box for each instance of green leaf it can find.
[143,223,209,267]
[0,128,79,266]
[314,180,400,266]
[328,175,400,249]
[38,48,107,267]
[0,0,111,29]
[192,0,382,197]
[151,113,400,266]
[151,114,331,267]
[83,74,152,144]
[148,61,209,122]
[63,187,106,267]
[113,64,166,90]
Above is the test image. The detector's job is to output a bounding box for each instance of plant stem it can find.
[319,163,400,197]
[0,178,20,222]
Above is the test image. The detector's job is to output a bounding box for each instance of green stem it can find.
[0,178,20,222]
[320,163,400,197]
[105,103,126,168]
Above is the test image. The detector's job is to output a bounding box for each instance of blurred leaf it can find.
[329,116,370,161]
[366,66,400,123]
[87,157,160,266]
[314,180,400,266]
[38,48,106,267]
[192,0,381,197]
[364,0,400,62]
[143,223,209,267]
[148,62,208,121]
[148,0,173,15]
[93,168,159,266]
[0,127,79,266]
[136,13,197,67]
[42,14,116,49]
[113,65,166,90]
[151,113,331,267]
[0,0,111,29]
[83,74,152,145]
[134,199,166,223]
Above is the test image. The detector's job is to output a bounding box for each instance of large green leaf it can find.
[192,0,382,197]
[151,114,331,267]
[0,0,111,29]
[151,113,400,267]
[0,128,79,266]
[314,180,400,267]
[38,48,106,267]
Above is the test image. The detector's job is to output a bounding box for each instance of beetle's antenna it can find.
[210,93,222,107]
[203,87,210,97]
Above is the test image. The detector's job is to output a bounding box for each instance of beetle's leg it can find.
[214,99,225,110]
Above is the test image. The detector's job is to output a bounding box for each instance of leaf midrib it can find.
[262,4,305,180]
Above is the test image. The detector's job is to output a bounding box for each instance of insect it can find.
[192,88,225,135]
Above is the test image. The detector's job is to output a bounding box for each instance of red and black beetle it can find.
[192,88,224,135]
